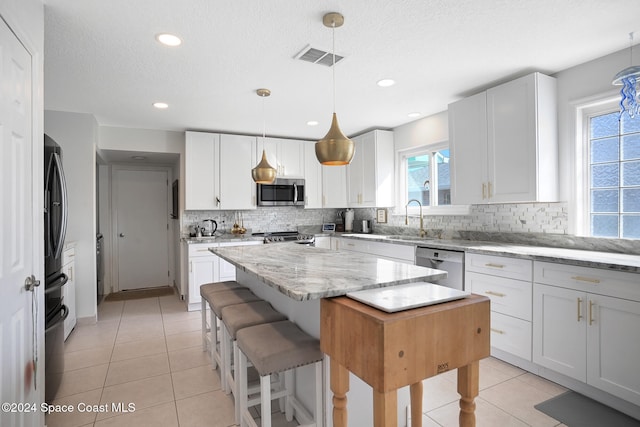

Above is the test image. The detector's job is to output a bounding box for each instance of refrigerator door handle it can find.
[50,152,68,260]
[45,305,69,334]
[44,273,68,295]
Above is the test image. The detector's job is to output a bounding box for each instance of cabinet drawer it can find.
[466,253,532,281]
[534,261,640,302]
[63,246,75,266]
[189,243,218,257]
[490,312,532,361]
[467,271,532,321]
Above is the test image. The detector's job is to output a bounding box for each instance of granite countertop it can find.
[211,243,447,301]
[337,233,640,273]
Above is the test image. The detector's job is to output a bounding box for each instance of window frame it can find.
[396,142,470,216]
[574,93,640,238]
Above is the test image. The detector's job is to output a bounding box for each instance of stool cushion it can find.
[221,301,288,339]
[200,281,243,304]
[209,289,262,318]
[237,320,322,376]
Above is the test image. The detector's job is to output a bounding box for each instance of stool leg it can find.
[315,360,324,427]
[209,309,217,369]
[201,298,207,352]
[260,374,272,427]
[284,369,294,422]
[233,341,240,424]
[238,349,249,427]
[222,325,233,395]
[220,319,229,393]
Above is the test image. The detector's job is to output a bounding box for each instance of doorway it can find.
[112,167,170,291]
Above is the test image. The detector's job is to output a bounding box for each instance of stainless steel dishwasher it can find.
[415,246,465,290]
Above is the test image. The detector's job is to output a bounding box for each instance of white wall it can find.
[45,110,99,321]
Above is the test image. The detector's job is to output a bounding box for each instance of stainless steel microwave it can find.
[257,178,305,206]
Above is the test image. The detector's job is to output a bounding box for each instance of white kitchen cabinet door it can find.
[532,283,587,382]
[263,137,305,178]
[219,134,257,210]
[304,142,323,208]
[188,255,218,310]
[587,294,640,406]
[449,72,558,204]
[449,92,487,205]
[185,131,220,210]
[322,164,347,208]
[347,130,394,208]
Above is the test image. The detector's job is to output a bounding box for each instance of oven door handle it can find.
[45,304,69,334]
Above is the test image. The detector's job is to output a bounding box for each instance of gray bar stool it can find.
[237,320,324,427]
[220,301,288,423]
[200,281,245,361]
[208,288,262,392]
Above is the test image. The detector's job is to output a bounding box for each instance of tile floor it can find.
[46,293,569,427]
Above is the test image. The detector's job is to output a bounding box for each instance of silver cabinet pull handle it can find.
[571,276,600,284]
[485,263,505,268]
[485,290,506,297]
[577,297,583,321]
[490,328,505,335]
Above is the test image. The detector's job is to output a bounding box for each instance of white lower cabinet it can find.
[313,236,331,249]
[336,238,414,264]
[465,253,533,361]
[533,262,640,406]
[186,240,262,311]
[62,245,76,340]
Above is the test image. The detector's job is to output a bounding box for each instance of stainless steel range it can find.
[253,231,315,245]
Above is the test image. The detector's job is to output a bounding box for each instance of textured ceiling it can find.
[44,0,640,141]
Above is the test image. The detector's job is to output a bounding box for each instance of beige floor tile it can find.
[93,401,179,427]
[168,346,211,372]
[63,345,113,371]
[175,390,235,427]
[115,319,166,344]
[64,324,119,353]
[515,373,567,396]
[421,374,460,411]
[161,308,201,323]
[121,299,162,318]
[165,329,202,352]
[98,374,174,421]
[255,411,299,427]
[171,364,220,400]
[105,353,170,386]
[428,397,530,427]
[482,356,527,378]
[45,388,102,427]
[110,336,167,362]
[480,377,562,427]
[53,363,109,399]
[98,301,124,322]
[478,358,527,390]
[163,317,202,336]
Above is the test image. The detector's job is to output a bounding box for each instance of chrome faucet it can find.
[405,199,426,238]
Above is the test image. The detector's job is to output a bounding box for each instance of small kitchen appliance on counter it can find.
[344,208,354,232]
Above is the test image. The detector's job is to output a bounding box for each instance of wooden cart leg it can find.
[331,360,350,427]
[410,381,423,427]
[457,361,479,427]
[373,389,397,427]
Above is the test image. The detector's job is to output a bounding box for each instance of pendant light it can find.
[612,32,640,119]
[315,12,355,166]
[251,88,277,184]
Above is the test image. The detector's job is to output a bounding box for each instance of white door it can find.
[0,19,41,426]
[114,168,170,290]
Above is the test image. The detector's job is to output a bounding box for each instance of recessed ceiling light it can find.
[131,156,147,161]
[155,33,182,47]
[153,102,169,109]
[377,79,395,87]
[307,120,319,126]
[407,112,422,118]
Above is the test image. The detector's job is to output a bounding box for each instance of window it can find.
[401,145,451,208]
[586,109,640,238]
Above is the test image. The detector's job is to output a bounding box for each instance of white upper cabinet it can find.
[347,130,395,208]
[185,131,257,210]
[219,134,257,210]
[185,131,220,210]
[322,164,348,208]
[262,137,305,178]
[304,141,323,209]
[449,72,558,205]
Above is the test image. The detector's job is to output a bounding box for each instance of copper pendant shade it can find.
[315,12,354,166]
[251,88,277,184]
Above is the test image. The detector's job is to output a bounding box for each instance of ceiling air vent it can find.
[294,45,344,67]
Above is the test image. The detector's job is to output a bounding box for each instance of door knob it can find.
[119,233,125,237]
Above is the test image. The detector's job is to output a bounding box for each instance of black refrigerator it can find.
[44,134,69,403]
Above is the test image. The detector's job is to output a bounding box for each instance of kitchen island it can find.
[211,243,486,426]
